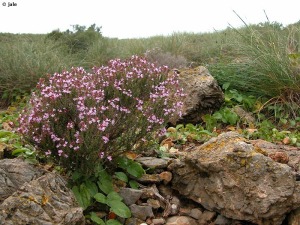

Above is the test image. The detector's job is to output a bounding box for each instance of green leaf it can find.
[116,156,131,169]
[11,148,28,156]
[79,183,91,209]
[90,212,105,225]
[234,94,243,103]
[94,193,107,204]
[97,178,114,195]
[129,180,139,189]
[106,219,122,225]
[115,172,128,183]
[85,180,98,197]
[198,130,213,136]
[222,82,230,90]
[0,130,13,138]
[107,200,131,218]
[72,186,85,209]
[107,191,123,202]
[126,161,145,178]
[175,124,184,130]
[71,170,83,182]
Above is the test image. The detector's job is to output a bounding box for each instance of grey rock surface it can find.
[0,158,44,202]
[171,66,224,124]
[0,159,85,225]
[171,132,300,225]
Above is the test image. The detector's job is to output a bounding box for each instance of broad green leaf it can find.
[115,172,128,182]
[12,148,28,156]
[175,124,184,130]
[90,212,105,225]
[72,186,84,209]
[126,162,145,178]
[235,94,243,103]
[213,112,223,120]
[97,169,114,194]
[222,82,230,90]
[71,171,82,182]
[106,219,122,225]
[97,178,114,195]
[97,169,111,180]
[85,180,98,197]
[107,200,131,218]
[128,180,139,189]
[0,130,12,138]
[94,193,107,204]
[116,156,131,169]
[0,137,10,142]
[186,123,196,131]
[198,130,213,136]
[107,191,123,202]
[79,183,91,209]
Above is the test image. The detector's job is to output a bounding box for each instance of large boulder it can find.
[171,66,224,124]
[0,158,85,225]
[0,158,45,201]
[170,132,300,225]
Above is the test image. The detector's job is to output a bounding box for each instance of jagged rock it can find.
[171,132,300,225]
[165,216,198,225]
[137,173,161,183]
[214,214,232,225]
[0,171,84,225]
[288,207,300,225]
[125,217,145,225]
[189,208,202,219]
[152,218,166,225]
[159,171,173,184]
[198,210,217,224]
[0,158,45,202]
[135,157,171,169]
[249,139,300,172]
[170,66,224,124]
[129,204,154,220]
[119,188,143,206]
[157,184,173,197]
[147,198,161,209]
[233,106,255,124]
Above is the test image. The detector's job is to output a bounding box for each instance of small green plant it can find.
[0,129,37,162]
[71,156,145,224]
[166,123,215,144]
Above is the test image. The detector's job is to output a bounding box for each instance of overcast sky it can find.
[0,0,299,39]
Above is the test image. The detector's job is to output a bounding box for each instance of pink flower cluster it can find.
[18,55,185,172]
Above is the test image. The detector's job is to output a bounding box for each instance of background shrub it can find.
[17,56,185,175]
[145,47,187,69]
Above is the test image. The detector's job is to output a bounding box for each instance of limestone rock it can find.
[214,214,232,225]
[288,207,300,225]
[171,66,224,124]
[119,188,143,206]
[171,132,300,225]
[152,218,166,225]
[249,139,300,173]
[0,171,85,225]
[165,216,197,225]
[129,204,154,220]
[189,208,202,219]
[135,157,171,169]
[0,158,45,202]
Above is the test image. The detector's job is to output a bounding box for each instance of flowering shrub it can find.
[18,55,185,174]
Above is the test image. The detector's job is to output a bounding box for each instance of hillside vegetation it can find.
[0,20,300,224]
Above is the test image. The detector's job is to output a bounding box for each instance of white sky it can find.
[0,0,299,39]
